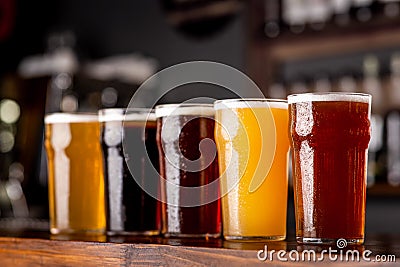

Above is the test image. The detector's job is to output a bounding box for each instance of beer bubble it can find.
[225,148,239,192]
[104,121,122,147]
[295,102,314,137]
[300,141,315,233]
[161,116,180,143]
[221,109,238,139]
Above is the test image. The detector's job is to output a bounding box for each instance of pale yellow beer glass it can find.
[45,113,105,235]
[214,99,289,241]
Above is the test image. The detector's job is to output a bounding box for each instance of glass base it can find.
[297,237,364,246]
[224,235,286,242]
[164,232,221,239]
[107,229,160,236]
[50,228,105,235]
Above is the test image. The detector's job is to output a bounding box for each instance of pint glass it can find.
[99,108,161,235]
[45,113,105,235]
[155,104,221,238]
[288,93,371,245]
[214,99,289,241]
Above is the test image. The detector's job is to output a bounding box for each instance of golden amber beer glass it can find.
[45,113,105,235]
[214,99,289,241]
[288,93,371,245]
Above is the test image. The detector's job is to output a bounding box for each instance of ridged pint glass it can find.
[288,93,371,245]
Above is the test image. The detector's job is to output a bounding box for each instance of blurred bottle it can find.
[268,82,287,99]
[282,0,307,34]
[0,56,52,228]
[45,31,79,113]
[15,32,79,230]
[313,74,332,93]
[305,0,331,31]
[264,0,281,38]
[83,53,158,108]
[337,72,358,93]
[383,53,400,187]
[289,79,308,94]
[379,0,400,18]
[332,0,352,26]
[362,55,384,187]
[352,0,373,22]
[161,0,242,38]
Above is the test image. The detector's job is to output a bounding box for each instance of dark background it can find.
[0,0,244,73]
[0,0,399,236]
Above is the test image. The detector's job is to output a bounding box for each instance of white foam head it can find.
[214,98,288,110]
[45,113,98,124]
[99,108,156,122]
[155,104,215,118]
[287,93,371,104]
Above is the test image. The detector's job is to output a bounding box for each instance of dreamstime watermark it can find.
[257,239,397,263]
[122,61,277,207]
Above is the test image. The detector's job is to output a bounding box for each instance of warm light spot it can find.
[0,130,15,153]
[61,95,78,112]
[0,99,20,124]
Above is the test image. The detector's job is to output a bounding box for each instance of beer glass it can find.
[45,113,105,235]
[99,108,161,236]
[155,104,221,238]
[214,99,289,241]
[288,93,371,245]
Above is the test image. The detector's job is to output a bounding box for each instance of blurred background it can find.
[0,0,398,237]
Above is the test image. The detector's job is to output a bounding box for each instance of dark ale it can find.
[289,93,371,245]
[100,109,161,235]
[155,104,221,238]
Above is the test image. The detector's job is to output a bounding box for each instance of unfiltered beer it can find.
[214,99,289,241]
[156,104,221,238]
[288,93,371,245]
[45,113,105,235]
[100,109,161,235]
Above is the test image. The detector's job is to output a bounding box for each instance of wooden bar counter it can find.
[0,231,398,266]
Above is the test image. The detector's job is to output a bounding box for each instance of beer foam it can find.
[99,112,156,122]
[155,105,215,118]
[45,113,98,124]
[287,93,371,104]
[214,99,288,110]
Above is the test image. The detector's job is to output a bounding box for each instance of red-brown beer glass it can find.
[155,104,221,238]
[288,93,371,245]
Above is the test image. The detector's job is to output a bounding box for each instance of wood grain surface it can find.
[0,234,398,266]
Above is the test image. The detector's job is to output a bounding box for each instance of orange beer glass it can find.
[214,99,289,241]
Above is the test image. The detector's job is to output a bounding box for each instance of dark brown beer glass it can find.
[155,104,221,238]
[99,108,161,236]
[288,93,371,245]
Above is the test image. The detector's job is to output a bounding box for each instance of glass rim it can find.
[155,103,215,118]
[214,98,287,110]
[44,112,98,124]
[155,103,214,109]
[99,108,156,122]
[287,92,371,104]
